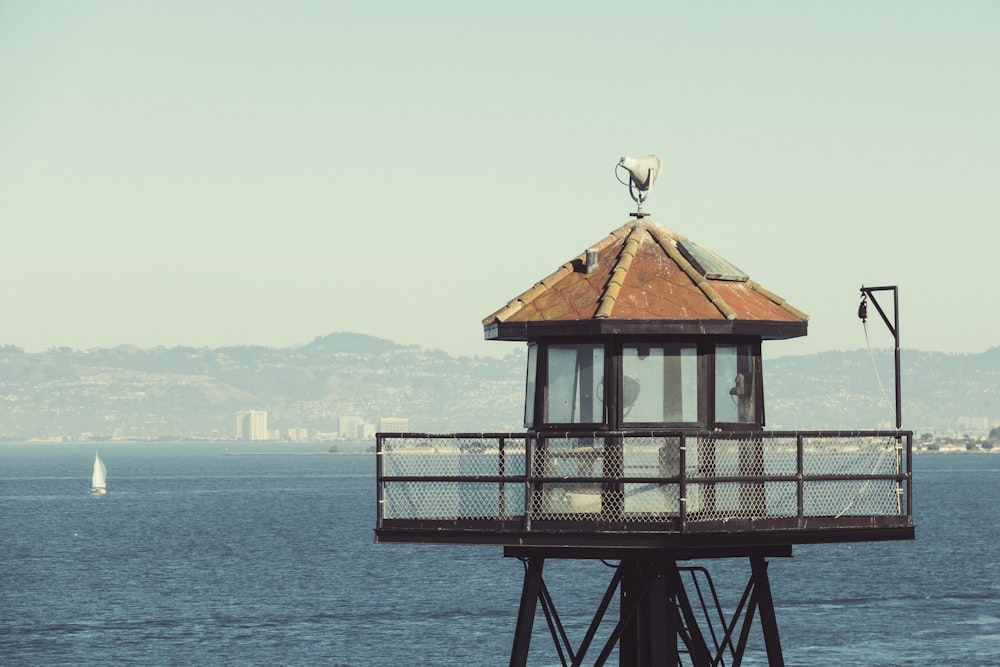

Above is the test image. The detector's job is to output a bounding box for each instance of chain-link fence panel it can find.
[380,435,526,520]
[799,434,902,516]
[528,435,606,519]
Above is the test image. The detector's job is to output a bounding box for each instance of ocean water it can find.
[1,443,998,666]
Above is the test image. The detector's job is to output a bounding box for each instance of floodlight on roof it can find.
[616,154,662,216]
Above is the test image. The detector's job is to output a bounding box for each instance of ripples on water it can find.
[2,445,998,665]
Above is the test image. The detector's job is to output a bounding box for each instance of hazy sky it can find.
[1,2,997,359]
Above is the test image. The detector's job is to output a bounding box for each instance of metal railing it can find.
[376,430,912,534]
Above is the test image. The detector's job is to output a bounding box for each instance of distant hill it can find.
[0,334,996,441]
[765,347,1000,433]
[0,333,526,440]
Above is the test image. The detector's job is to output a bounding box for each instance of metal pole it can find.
[893,287,901,430]
[860,285,901,429]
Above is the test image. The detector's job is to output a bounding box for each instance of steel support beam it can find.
[751,556,784,667]
[510,557,544,667]
[507,554,786,667]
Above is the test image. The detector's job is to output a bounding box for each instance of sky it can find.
[1,2,997,360]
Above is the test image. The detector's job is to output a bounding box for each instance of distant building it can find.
[287,427,309,441]
[236,409,268,441]
[338,416,365,439]
[956,416,990,432]
[378,417,409,433]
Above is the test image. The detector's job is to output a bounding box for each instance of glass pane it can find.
[523,343,537,427]
[715,344,755,423]
[543,344,604,424]
[623,344,698,423]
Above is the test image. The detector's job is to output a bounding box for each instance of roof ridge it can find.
[648,224,738,321]
[748,281,810,321]
[630,218,688,242]
[594,225,643,319]
[481,226,627,326]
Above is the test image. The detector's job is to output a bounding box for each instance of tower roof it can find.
[483,219,808,341]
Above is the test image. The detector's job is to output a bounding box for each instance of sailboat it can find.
[90,452,107,495]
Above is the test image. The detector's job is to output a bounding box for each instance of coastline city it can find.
[2,336,996,453]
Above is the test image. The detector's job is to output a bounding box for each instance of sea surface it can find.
[1,442,998,666]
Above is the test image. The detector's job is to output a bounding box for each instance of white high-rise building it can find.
[287,427,309,441]
[338,416,365,439]
[236,410,268,441]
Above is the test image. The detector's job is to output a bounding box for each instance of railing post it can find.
[679,432,687,529]
[796,434,804,521]
[905,432,913,519]
[499,436,506,519]
[376,433,385,528]
[893,433,903,516]
[523,434,533,532]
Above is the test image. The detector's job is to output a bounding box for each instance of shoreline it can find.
[223,450,373,456]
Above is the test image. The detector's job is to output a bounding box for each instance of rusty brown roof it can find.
[483,219,808,341]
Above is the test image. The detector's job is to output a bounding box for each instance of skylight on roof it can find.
[678,241,749,282]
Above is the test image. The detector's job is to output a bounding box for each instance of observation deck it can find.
[376,429,914,555]
[373,180,916,664]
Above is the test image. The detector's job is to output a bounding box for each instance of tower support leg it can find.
[618,560,675,666]
[645,560,671,666]
[510,556,545,667]
[751,556,784,667]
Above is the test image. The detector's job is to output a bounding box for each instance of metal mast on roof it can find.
[616,154,662,218]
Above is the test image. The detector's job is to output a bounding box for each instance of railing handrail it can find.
[378,429,913,439]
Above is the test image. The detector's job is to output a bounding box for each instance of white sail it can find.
[90,453,107,494]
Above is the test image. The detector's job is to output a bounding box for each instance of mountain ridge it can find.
[0,334,996,440]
